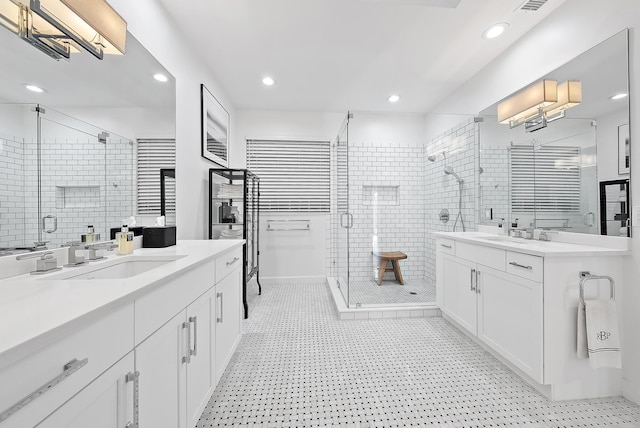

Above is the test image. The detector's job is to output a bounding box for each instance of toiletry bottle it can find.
[117,225,134,255]
[82,225,95,243]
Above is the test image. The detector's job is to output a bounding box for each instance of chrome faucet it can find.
[16,250,62,275]
[84,241,118,261]
[64,242,87,267]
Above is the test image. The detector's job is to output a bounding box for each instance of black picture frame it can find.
[201,84,229,166]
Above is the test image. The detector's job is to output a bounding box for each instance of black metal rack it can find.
[208,169,261,319]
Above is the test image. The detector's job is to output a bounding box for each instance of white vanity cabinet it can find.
[0,241,244,428]
[438,241,543,382]
[436,232,627,401]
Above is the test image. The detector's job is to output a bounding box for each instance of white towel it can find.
[580,299,621,369]
[576,301,588,359]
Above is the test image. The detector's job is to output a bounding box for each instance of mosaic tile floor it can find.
[197,281,640,427]
[347,279,436,306]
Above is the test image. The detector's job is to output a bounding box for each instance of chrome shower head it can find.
[427,155,437,162]
[444,166,464,183]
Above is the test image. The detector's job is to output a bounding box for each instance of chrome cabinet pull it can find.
[125,371,140,428]
[217,292,224,323]
[470,268,476,291]
[440,244,452,249]
[189,316,198,357]
[226,257,240,266]
[509,261,533,270]
[182,321,191,364]
[0,358,88,423]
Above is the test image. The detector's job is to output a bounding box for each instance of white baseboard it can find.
[623,379,640,404]
[258,276,326,284]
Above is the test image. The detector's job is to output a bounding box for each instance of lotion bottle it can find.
[116,225,134,255]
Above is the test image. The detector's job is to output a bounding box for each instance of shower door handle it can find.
[340,213,354,229]
[42,215,57,233]
[346,213,354,229]
[583,212,595,227]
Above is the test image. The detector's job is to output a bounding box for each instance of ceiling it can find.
[159,0,567,113]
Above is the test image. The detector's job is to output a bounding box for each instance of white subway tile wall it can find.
[0,138,26,247]
[3,135,133,248]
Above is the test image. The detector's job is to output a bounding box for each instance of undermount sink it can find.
[46,255,186,280]
[478,236,527,244]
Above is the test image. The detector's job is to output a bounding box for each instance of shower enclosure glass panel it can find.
[333,114,351,305]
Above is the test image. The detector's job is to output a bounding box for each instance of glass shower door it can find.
[334,113,351,306]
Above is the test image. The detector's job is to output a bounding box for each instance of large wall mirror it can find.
[478,29,630,237]
[0,28,176,254]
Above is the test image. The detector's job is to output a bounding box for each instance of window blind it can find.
[510,145,581,212]
[136,139,176,215]
[246,139,330,212]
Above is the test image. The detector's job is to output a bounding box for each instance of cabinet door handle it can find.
[509,261,533,270]
[476,271,481,294]
[217,292,224,323]
[440,244,452,249]
[226,257,240,266]
[0,358,88,423]
[125,371,140,428]
[470,268,476,291]
[182,321,191,364]
[189,316,198,357]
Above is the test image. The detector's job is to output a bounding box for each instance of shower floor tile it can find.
[348,278,435,306]
[197,281,640,427]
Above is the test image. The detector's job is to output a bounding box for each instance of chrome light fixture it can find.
[0,0,127,60]
[498,79,582,132]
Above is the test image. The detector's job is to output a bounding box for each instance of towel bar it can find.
[579,274,615,306]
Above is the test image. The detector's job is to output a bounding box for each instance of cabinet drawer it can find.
[456,241,505,271]
[506,251,543,282]
[437,238,455,255]
[215,247,243,283]
[0,302,134,428]
[135,260,214,344]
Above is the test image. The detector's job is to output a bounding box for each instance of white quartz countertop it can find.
[434,232,630,257]
[0,240,243,369]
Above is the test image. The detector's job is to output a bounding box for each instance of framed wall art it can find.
[618,123,630,175]
[201,84,229,166]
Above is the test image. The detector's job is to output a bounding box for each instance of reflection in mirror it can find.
[0,29,176,253]
[478,29,630,237]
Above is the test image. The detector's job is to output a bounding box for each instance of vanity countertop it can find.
[434,232,630,258]
[0,239,243,369]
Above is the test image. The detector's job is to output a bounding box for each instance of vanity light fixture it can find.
[388,94,400,103]
[153,73,168,82]
[497,79,557,126]
[0,0,127,61]
[482,22,508,39]
[262,76,275,86]
[25,84,45,93]
[542,80,582,121]
[610,93,628,100]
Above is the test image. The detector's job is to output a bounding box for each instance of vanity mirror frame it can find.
[477,29,631,238]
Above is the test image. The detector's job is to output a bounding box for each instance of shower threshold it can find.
[326,277,440,321]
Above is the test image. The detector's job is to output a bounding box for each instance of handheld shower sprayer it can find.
[444,166,464,183]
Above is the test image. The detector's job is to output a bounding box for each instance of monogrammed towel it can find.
[583,299,621,369]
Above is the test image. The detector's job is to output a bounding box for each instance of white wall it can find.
[109,0,236,240]
[432,0,640,405]
[236,109,343,279]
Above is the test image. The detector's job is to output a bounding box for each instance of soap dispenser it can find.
[81,225,95,243]
[116,225,134,255]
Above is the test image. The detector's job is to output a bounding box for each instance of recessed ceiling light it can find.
[610,93,628,100]
[262,76,276,86]
[153,73,169,82]
[482,22,508,39]
[388,94,400,103]
[25,84,45,93]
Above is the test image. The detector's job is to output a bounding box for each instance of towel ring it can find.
[579,274,615,306]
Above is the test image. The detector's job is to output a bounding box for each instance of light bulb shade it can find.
[543,80,582,116]
[0,0,126,60]
[497,79,558,125]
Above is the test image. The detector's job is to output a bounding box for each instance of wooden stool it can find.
[373,251,407,285]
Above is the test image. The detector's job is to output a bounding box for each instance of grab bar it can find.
[267,219,311,231]
[579,273,615,306]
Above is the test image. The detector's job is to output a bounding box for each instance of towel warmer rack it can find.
[579,273,615,306]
